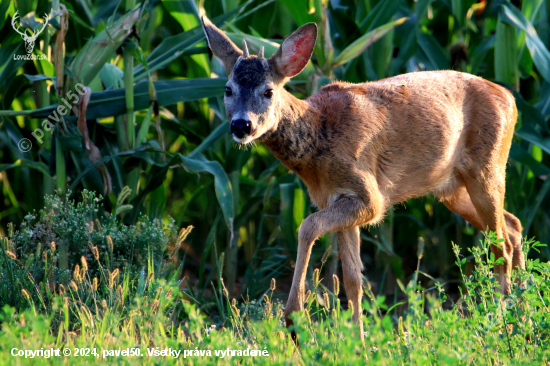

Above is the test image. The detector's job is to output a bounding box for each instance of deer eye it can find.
[225,87,232,96]
[264,89,273,98]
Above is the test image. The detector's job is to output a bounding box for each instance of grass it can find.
[1,222,549,364]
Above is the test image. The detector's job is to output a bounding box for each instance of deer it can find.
[11,11,48,54]
[201,16,524,341]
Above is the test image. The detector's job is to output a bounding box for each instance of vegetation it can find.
[1,0,550,364]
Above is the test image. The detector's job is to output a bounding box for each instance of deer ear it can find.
[201,16,243,75]
[270,23,317,79]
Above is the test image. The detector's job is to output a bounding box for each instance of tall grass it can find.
[1,0,550,318]
[1,224,549,364]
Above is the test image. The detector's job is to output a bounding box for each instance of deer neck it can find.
[260,88,320,168]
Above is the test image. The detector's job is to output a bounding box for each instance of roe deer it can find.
[201,17,524,341]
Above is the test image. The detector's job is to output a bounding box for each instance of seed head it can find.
[73,264,81,282]
[69,281,78,292]
[304,290,312,304]
[21,289,31,301]
[81,256,88,272]
[321,245,331,264]
[313,268,320,286]
[107,236,113,253]
[323,292,330,310]
[332,274,340,296]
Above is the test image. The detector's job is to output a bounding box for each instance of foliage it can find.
[0,189,175,314]
[1,0,550,321]
[0,231,549,364]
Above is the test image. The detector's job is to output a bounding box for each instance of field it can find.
[1,0,550,364]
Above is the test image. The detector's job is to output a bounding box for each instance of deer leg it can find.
[338,226,364,341]
[462,173,513,294]
[440,182,525,289]
[504,210,525,271]
[440,182,485,230]
[285,194,381,340]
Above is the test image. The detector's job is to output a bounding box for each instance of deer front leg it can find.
[285,193,381,341]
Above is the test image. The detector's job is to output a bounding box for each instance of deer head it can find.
[11,11,49,54]
[201,16,317,144]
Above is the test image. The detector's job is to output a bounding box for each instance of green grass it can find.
[1,1,550,364]
[1,218,549,364]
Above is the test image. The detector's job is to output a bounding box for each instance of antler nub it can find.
[258,46,264,59]
[242,39,249,58]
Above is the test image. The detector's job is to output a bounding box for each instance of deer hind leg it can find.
[285,194,381,340]
[460,171,513,294]
[440,179,524,289]
[338,226,364,340]
[504,210,525,271]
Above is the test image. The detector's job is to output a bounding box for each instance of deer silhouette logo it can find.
[11,11,48,54]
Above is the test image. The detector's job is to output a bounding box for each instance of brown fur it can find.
[202,18,524,342]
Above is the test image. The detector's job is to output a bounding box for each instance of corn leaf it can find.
[28,78,227,120]
[68,6,140,86]
[416,28,450,70]
[501,3,550,83]
[333,17,407,69]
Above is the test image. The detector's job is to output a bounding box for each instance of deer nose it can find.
[231,119,251,139]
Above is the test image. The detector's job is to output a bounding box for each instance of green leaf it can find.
[0,159,51,177]
[359,0,403,33]
[515,125,550,156]
[187,122,230,159]
[68,6,140,86]
[509,143,550,177]
[279,0,316,27]
[333,17,408,69]
[99,63,124,90]
[29,78,227,120]
[416,29,450,70]
[501,3,550,83]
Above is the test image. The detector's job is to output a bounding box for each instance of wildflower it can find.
[270,278,276,291]
[102,299,108,309]
[50,241,56,252]
[5,251,16,260]
[93,277,98,291]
